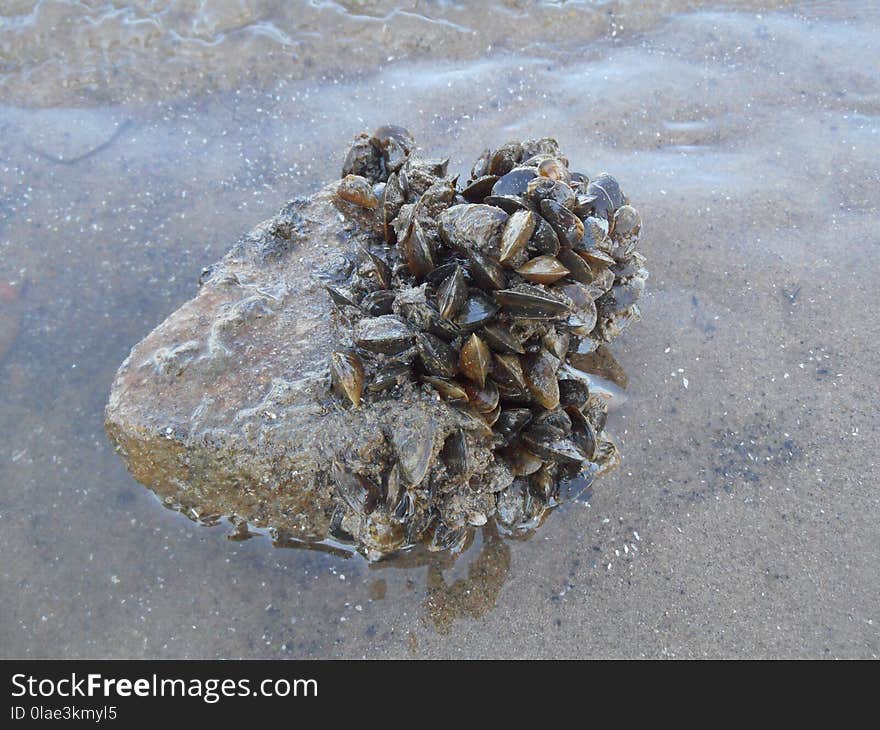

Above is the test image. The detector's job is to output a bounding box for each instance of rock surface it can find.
[104,184,492,559]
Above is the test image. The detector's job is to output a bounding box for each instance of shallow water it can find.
[1,0,878,658]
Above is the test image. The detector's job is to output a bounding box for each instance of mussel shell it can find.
[540,199,584,250]
[494,287,570,320]
[597,278,645,315]
[520,137,561,160]
[420,376,469,403]
[426,260,463,285]
[380,172,406,242]
[438,203,508,256]
[612,204,641,238]
[567,406,598,461]
[371,125,415,173]
[542,327,570,360]
[579,247,616,269]
[555,281,598,335]
[325,285,359,309]
[466,250,507,290]
[330,351,365,408]
[491,167,538,197]
[481,322,526,354]
[338,174,380,209]
[342,133,383,182]
[532,408,571,439]
[522,349,561,409]
[481,401,502,427]
[331,461,381,515]
[360,246,392,289]
[537,157,571,184]
[494,408,533,442]
[569,171,589,192]
[459,332,492,387]
[462,379,500,414]
[557,468,596,502]
[360,289,396,316]
[556,248,595,285]
[462,175,499,203]
[417,176,459,220]
[454,291,499,332]
[526,176,576,209]
[471,148,491,180]
[586,267,615,297]
[368,361,410,392]
[488,142,523,176]
[521,425,587,467]
[384,463,402,511]
[483,194,533,215]
[355,315,415,354]
[515,255,570,285]
[582,173,625,220]
[440,428,471,477]
[494,380,533,405]
[427,522,468,553]
[436,265,468,320]
[506,446,544,476]
[398,299,462,342]
[392,419,437,488]
[401,221,435,278]
[499,210,537,267]
[529,215,561,256]
[584,397,609,433]
[559,379,591,410]
[492,352,528,390]
[529,463,558,503]
[416,332,459,378]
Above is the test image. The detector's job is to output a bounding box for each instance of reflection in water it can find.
[423,523,511,634]
[368,522,512,634]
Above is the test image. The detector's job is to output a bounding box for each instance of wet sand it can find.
[1,0,878,658]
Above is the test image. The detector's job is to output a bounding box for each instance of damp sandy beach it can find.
[1,0,878,658]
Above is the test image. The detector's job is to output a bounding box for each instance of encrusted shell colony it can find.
[328,126,647,558]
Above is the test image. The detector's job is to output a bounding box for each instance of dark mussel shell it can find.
[436,265,468,320]
[529,215,561,256]
[401,220,435,278]
[494,408,533,443]
[494,287,570,320]
[462,175,499,203]
[360,289,396,316]
[454,291,499,332]
[526,176,576,210]
[416,332,459,378]
[582,173,625,220]
[440,428,471,477]
[522,349,561,410]
[491,166,538,197]
[488,141,524,176]
[466,249,507,290]
[481,322,526,354]
[540,199,584,250]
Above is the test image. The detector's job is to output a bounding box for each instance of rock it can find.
[104,184,484,558]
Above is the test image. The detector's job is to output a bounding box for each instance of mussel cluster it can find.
[326,126,647,557]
